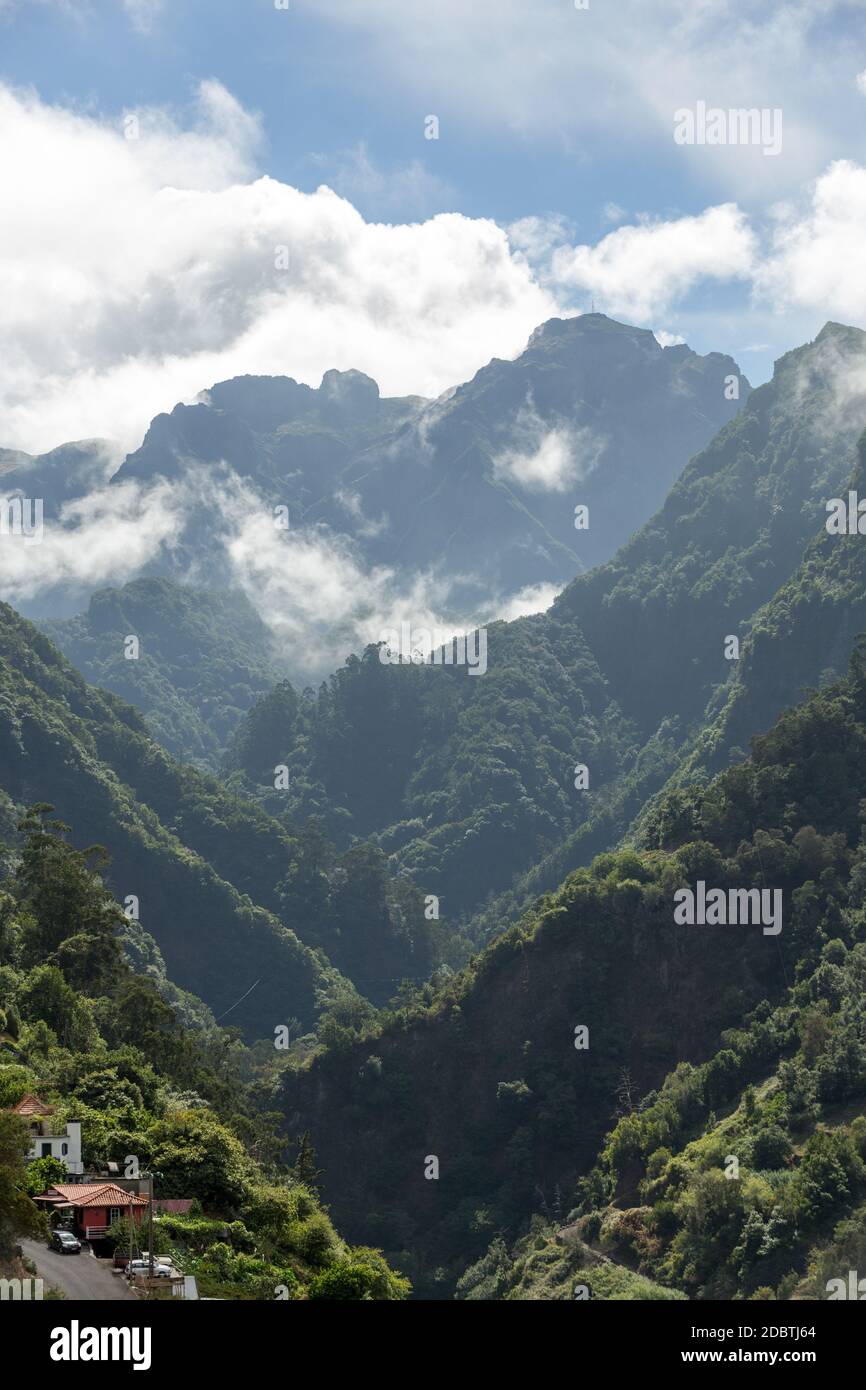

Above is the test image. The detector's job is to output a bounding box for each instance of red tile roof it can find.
[11,1094,53,1116]
[153,1199,193,1214]
[36,1183,148,1209]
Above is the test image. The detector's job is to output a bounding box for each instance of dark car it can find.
[49,1230,82,1255]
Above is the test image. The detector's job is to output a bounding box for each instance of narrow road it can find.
[20,1238,137,1301]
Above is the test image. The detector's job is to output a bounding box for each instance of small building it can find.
[10,1095,83,1176]
[153,1199,194,1216]
[33,1182,148,1241]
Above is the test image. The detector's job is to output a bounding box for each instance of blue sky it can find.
[2,0,714,225]
[3,0,866,450]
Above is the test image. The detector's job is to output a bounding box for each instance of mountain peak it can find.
[813,320,866,347]
[770,319,866,387]
[526,312,660,351]
[320,367,380,415]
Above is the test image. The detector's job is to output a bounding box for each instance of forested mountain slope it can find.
[42,578,284,772]
[0,605,433,1035]
[639,429,866,810]
[229,322,866,932]
[471,413,866,942]
[553,322,866,733]
[223,615,632,940]
[279,647,866,1295]
[462,794,866,1300]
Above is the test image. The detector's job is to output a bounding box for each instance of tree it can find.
[24,1154,68,1197]
[14,807,123,987]
[18,966,81,1048]
[0,1112,45,1256]
[307,1252,410,1300]
[149,1110,250,1209]
[292,1132,324,1193]
[616,1068,636,1116]
[750,1126,792,1170]
[0,1064,32,1108]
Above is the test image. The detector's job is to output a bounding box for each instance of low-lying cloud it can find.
[0,477,185,600]
[0,461,527,680]
[492,401,606,493]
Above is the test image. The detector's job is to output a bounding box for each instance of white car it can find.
[128,1259,173,1278]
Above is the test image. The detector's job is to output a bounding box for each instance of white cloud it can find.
[490,583,558,622]
[508,214,575,262]
[494,427,577,492]
[0,478,185,599]
[0,460,503,680]
[0,80,558,454]
[334,487,390,539]
[549,204,757,322]
[492,399,606,493]
[210,476,496,679]
[857,69,866,96]
[755,160,866,320]
[213,486,560,681]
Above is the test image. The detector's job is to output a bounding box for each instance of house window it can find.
[61,1143,68,1155]
[40,1142,52,1157]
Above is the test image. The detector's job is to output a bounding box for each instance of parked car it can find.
[49,1230,81,1255]
[127,1259,172,1278]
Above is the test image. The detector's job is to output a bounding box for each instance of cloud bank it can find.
[0,462,506,680]
[0,80,557,454]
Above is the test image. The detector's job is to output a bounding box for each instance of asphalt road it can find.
[20,1238,137,1301]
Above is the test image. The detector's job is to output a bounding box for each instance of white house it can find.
[11,1094,84,1176]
